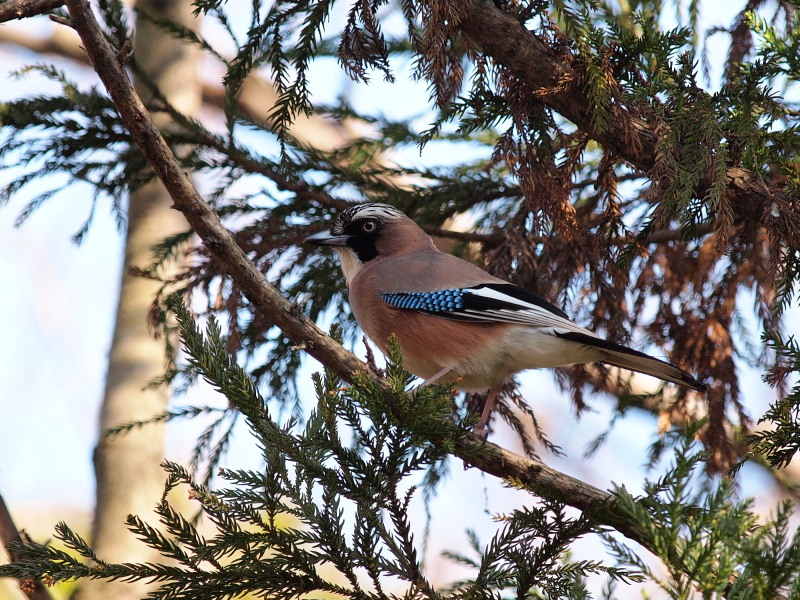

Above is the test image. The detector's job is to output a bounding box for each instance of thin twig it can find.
[421,224,504,246]
[424,221,716,248]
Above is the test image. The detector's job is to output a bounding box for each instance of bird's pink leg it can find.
[417,369,496,440]
[420,367,453,388]
[473,387,499,440]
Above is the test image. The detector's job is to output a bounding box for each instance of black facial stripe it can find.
[342,218,383,263]
[347,235,379,263]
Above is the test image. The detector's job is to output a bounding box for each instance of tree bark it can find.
[73,2,201,599]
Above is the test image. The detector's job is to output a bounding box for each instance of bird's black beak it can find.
[304,229,350,247]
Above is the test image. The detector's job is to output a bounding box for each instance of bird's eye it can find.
[361,220,378,233]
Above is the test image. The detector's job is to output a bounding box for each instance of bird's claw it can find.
[471,424,489,441]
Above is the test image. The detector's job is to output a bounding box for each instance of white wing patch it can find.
[459,286,600,338]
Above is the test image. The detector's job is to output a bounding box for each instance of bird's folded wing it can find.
[380,282,706,391]
[380,283,597,338]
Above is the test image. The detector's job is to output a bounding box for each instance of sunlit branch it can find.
[0,0,62,23]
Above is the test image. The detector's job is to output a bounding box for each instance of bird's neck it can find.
[334,247,364,285]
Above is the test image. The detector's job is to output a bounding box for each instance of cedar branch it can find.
[456,0,784,228]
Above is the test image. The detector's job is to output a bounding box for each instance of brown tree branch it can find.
[60,0,705,574]
[456,0,785,230]
[459,0,654,164]
[0,494,52,600]
[0,0,62,23]
[456,436,642,537]
[420,224,504,246]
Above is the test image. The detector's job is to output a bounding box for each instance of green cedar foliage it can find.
[1,302,642,598]
[3,305,800,598]
[608,430,800,598]
[743,332,800,471]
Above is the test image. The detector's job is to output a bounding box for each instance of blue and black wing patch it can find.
[381,288,465,313]
[380,283,571,325]
[381,284,707,392]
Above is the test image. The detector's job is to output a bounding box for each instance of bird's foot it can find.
[471,424,490,441]
[470,387,499,441]
[362,337,386,377]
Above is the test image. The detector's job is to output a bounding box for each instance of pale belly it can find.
[360,308,601,392]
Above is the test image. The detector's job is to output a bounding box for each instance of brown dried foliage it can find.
[412,0,470,106]
[406,0,797,470]
[339,0,395,83]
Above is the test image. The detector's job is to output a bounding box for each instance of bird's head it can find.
[305,203,435,283]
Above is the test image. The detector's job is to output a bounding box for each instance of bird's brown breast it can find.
[348,261,510,385]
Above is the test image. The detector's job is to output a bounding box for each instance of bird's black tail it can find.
[555,331,707,392]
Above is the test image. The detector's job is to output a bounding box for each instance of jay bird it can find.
[305,203,706,435]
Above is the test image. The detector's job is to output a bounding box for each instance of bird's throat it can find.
[335,247,364,285]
